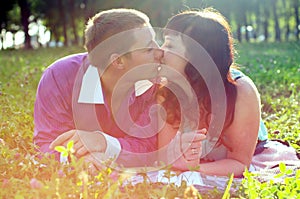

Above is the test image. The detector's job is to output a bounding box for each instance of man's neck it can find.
[101,72,133,115]
[101,74,115,107]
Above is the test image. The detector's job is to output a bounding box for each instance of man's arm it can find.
[49,87,160,166]
[34,54,86,160]
[34,65,75,160]
[49,129,157,167]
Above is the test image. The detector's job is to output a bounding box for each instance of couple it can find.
[34,8,298,177]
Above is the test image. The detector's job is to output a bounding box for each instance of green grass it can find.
[0,43,299,198]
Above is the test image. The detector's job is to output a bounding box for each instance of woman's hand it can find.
[168,128,207,171]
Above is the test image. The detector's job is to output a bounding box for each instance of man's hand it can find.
[49,130,107,158]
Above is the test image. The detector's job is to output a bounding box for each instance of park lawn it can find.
[0,42,299,198]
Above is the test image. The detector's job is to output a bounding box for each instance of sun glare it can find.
[0,20,50,49]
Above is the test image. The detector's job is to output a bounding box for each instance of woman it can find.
[156,8,269,177]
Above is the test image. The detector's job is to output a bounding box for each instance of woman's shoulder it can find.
[235,74,260,101]
[225,71,261,129]
[230,75,261,131]
[222,72,261,154]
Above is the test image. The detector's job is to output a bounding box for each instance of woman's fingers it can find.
[182,145,202,160]
[181,140,201,152]
[179,130,207,161]
[172,152,200,170]
[169,131,203,170]
[181,132,206,143]
[180,132,206,152]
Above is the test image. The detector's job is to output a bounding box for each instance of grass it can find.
[0,42,299,198]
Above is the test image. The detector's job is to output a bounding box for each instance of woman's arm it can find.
[199,76,261,176]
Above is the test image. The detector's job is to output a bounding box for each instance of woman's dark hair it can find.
[159,8,238,148]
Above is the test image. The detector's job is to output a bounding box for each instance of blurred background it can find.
[1,0,299,50]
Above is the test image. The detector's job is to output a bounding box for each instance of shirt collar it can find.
[78,65,153,104]
[78,65,104,104]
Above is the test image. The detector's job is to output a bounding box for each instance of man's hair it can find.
[84,8,150,52]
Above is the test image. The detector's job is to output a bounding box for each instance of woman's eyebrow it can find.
[164,35,174,41]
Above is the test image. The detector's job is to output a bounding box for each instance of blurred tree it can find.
[252,0,261,41]
[272,0,281,41]
[58,0,68,46]
[3,0,300,49]
[0,0,17,49]
[69,0,79,45]
[282,0,291,41]
[18,0,32,49]
[6,3,21,48]
[78,0,187,43]
[293,0,299,40]
[261,0,271,42]
[232,0,250,42]
[31,0,66,46]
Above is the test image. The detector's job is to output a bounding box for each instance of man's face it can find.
[121,26,163,81]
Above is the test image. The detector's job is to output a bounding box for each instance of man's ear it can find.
[109,53,125,70]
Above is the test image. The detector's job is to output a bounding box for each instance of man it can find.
[34,8,163,169]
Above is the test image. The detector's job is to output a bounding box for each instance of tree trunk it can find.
[243,12,249,42]
[18,0,32,49]
[263,5,270,42]
[69,0,79,45]
[282,0,291,41]
[254,2,260,42]
[53,28,59,47]
[237,23,242,42]
[272,0,281,41]
[58,0,68,46]
[83,0,96,45]
[0,29,3,50]
[294,0,300,40]
[83,0,94,23]
[12,33,16,48]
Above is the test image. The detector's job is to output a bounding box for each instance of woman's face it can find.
[160,34,195,100]
[160,34,188,78]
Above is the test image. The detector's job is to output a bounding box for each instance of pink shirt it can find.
[34,53,158,166]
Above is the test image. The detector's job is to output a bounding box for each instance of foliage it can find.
[237,163,300,198]
[1,0,300,49]
[0,43,299,198]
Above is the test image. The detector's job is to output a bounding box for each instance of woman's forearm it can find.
[199,158,248,177]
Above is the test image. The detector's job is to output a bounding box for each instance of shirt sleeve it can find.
[117,135,157,167]
[100,132,122,159]
[34,65,75,160]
